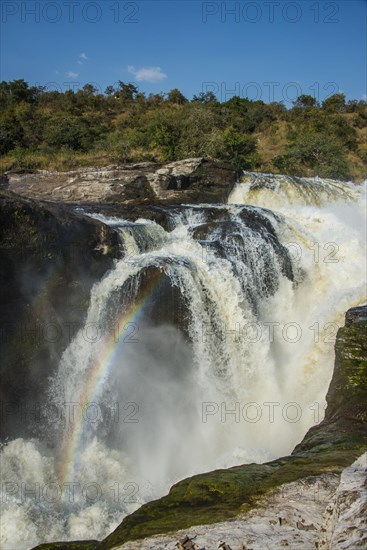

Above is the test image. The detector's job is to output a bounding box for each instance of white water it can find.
[1,174,366,549]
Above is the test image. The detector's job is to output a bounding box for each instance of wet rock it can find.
[0,191,119,440]
[115,265,191,338]
[345,305,367,325]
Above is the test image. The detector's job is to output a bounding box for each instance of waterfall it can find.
[1,174,366,549]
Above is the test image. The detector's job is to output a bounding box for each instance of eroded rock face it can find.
[115,473,341,549]
[79,453,367,550]
[3,159,240,206]
[0,191,120,440]
[317,452,367,549]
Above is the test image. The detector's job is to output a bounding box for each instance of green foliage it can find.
[0,112,23,154]
[0,80,366,179]
[192,91,218,103]
[167,88,188,105]
[292,94,319,109]
[151,122,181,161]
[221,128,257,169]
[45,118,92,151]
[322,93,346,112]
[274,131,351,179]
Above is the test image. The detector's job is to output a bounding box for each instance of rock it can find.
[293,304,367,450]
[4,158,240,206]
[106,265,191,338]
[345,305,367,325]
[191,210,294,303]
[316,452,367,549]
[95,470,341,549]
[30,543,99,550]
[0,190,120,440]
[296,520,316,530]
[175,535,201,550]
[150,158,239,203]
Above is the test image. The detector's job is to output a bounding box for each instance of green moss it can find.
[99,443,365,549]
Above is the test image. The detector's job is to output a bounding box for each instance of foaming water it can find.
[1,174,366,548]
[229,171,363,208]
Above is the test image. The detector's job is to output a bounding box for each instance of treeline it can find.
[1,79,366,180]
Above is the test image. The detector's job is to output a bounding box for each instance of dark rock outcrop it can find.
[294,305,367,452]
[0,191,120,440]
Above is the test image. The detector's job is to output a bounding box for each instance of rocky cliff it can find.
[0,191,120,439]
[31,305,367,550]
[1,159,240,206]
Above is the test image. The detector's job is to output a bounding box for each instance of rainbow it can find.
[58,267,167,488]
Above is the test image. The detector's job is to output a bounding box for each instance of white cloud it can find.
[362,94,367,101]
[127,65,167,83]
[66,71,79,79]
[77,53,88,65]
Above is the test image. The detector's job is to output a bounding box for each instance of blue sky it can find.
[1,0,366,105]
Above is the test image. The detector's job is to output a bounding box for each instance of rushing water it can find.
[1,174,366,549]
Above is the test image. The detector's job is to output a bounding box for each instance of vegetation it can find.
[1,80,366,181]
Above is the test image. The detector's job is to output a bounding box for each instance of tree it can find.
[0,113,23,154]
[192,91,218,104]
[81,83,98,96]
[116,81,139,102]
[322,93,346,112]
[221,128,257,169]
[45,117,95,151]
[167,88,187,105]
[104,85,116,96]
[293,95,318,109]
[274,131,350,179]
[150,122,181,160]
[0,79,42,107]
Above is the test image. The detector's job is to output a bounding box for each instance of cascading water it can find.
[1,174,366,549]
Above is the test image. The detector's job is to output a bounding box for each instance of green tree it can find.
[322,93,346,112]
[0,113,23,154]
[293,95,318,109]
[151,122,180,160]
[167,88,187,105]
[192,91,218,104]
[116,81,139,102]
[274,132,350,179]
[81,83,98,96]
[221,128,257,169]
[105,85,116,96]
